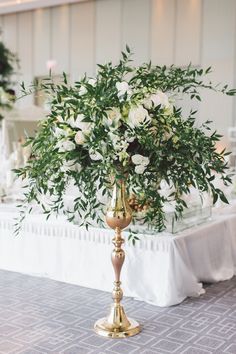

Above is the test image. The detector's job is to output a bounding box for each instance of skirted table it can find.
[0,203,235,307]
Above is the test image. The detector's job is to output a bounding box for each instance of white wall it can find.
[0,0,236,145]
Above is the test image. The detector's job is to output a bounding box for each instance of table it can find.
[0,203,235,307]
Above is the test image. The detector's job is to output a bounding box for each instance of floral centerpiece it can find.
[16,47,235,236]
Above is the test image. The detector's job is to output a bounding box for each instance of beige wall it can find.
[0,0,235,145]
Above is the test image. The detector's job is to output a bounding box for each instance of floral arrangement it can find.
[16,47,236,235]
[0,35,18,120]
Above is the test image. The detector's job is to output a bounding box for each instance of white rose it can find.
[61,160,82,173]
[0,88,9,105]
[75,163,82,173]
[57,116,64,123]
[116,81,132,100]
[67,116,76,128]
[135,165,146,174]
[142,97,152,110]
[127,106,151,128]
[88,78,96,86]
[152,91,168,107]
[141,156,150,166]
[126,136,135,143]
[54,127,65,138]
[74,114,91,131]
[131,154,150,166]
[78,86,87,96]
[164,105,174,115]
[108,132,119,146]
[132,154,144,165]
[89,149,103,161]
[144,90,170,109]
[57,140,75,152]
[106,108,121,128]
[75,131,87,145]
[68,114,92,132]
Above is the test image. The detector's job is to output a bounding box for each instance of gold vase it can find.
[94,178,141,338]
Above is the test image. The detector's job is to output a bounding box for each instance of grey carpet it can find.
[0,270,235,354]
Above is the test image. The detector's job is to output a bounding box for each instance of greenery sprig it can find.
[0,30,18,120]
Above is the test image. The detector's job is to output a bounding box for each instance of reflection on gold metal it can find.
[94,179,141,338]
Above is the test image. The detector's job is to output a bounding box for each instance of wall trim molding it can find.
[0,0,88,15]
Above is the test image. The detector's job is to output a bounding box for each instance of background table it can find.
[0,203,235,307]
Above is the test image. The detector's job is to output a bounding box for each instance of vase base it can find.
[94,317,141,338]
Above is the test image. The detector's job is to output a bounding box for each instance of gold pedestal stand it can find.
[94,180,141,338]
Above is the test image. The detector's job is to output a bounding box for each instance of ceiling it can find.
[0,0,86,15]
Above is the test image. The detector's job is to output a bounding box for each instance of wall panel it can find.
[2,13,17,52]
[33,8,51,77]
[0,16,3,38]
[198,0,236,146]
[150,0,175,65]
[51,4,70,74]
[122,0,150,65]
[175,0,201,66]
[95,0,121,65]
[70,1,95,82]
[18,11,33,107]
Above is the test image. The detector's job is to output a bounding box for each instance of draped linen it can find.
[0,203,235,306]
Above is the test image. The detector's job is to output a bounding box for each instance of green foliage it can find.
[15,49,234,234]
[0,30,18,120]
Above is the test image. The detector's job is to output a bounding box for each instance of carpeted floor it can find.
[0,270,235,354]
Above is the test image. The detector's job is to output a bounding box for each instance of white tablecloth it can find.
[0,203,235,307]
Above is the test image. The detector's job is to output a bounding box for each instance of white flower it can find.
[54,127,66,138]
[132,154,150,166]
[126,136,135,143]
[68,114,91,132]
[75,131,87,145]
[89,149,103,161]
[57,116,64,123]
[143,90,171,110]
[127,106,151,128]
[108,132,119,145]
[135,165,146,174]
[56,140,75,152]
[0,88,10,105]
[67,117,76,128]
[164,105,174,115]
[105,108,121,128]
[61,160,82,173]
[75,114,91,131]
[108,132,129,153]
[88,78,96,86]
[124,131,135,143]
[78,86,87,96]
[116,81,132,100]
[117,150,129,163]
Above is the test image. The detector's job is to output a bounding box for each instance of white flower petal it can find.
[127,105,151,128]
[78,86,87,96]
[89,150,103,161]
[75,131,86,145]
[135,165,146,174]
[88,78,96,86]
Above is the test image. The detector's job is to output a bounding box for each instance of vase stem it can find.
[94,179,141,338]
[111,227,125,302]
